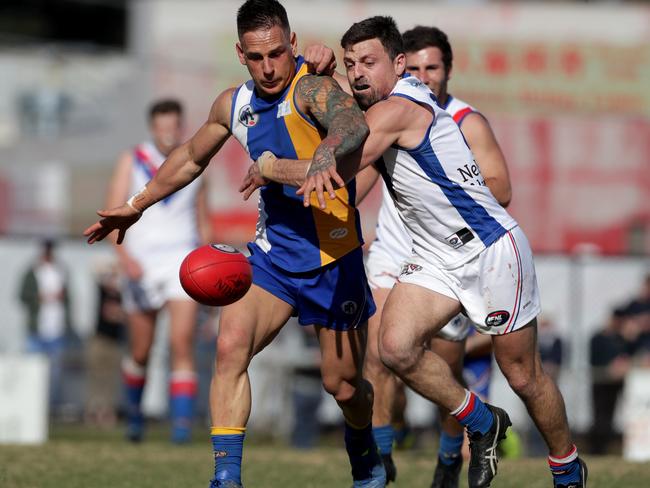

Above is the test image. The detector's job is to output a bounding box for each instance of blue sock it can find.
[549,446,581,485]
[122,360,146,434]
[211,430,245,484]
[345,422,381,480]
[170,394,194,442]
[372,425,394,456]
[170,372,197,443]
[451,391,494,436]
[438,431,464,465]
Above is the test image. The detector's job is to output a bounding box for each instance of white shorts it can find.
[366,242,470,342]
[398,226,541,336]
[122,249,193,313]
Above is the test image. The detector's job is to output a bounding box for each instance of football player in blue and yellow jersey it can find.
[84,1,386,487]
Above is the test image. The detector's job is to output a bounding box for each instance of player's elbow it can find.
[498,184,512,208]
[486,178,512,208]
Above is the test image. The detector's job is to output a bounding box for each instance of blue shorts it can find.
[247,243,376,331]
[463,356,492,400]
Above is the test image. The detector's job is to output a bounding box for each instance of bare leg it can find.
[209,285,293,427]
[168,299,198,372]
[492,319,572,457]
[428,337,467,486]
[364,287,398,428]
[429,337,466,438]
[127,309,157,366]
[379,283,466,411]
[167,299,199,443]
[317,324,373,427]
[317,323,385,484]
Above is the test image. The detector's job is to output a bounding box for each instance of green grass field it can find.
[1,426,649,487]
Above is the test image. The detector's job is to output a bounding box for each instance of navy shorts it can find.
[247,243,376,331]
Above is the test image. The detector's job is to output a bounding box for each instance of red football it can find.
[179,244,252,306]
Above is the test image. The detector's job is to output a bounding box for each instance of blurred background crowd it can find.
[0,0,648,462]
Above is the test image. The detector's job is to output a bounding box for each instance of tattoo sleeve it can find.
[295,75,369,178]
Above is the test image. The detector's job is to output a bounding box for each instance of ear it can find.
[447,66,453,82]
[235,42,246,66]
[290,31,298,57]
[394,52,406,76]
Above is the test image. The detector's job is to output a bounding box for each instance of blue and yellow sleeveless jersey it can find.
[230,56,363,273]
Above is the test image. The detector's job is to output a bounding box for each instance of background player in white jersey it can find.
[252,16,587,488]
[353,25,513,487]
[105,99,211,443]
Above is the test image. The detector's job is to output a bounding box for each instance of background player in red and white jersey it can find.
[105,99,212,443]
[353,26,512,486]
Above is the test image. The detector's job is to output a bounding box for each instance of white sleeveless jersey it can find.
[371,94,480,263]
[377,76,517,270]
[123,141,201,262]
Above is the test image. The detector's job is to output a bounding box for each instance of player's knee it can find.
[215,328,253,371]
[322,375,357,404]
[503,364,538,398]
[378,329,414,373]
[131,351,149,368]
[130,350,149,367]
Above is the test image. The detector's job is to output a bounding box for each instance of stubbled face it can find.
[150,112,183,155]
[343,38,405,110]
[236,25,297,97]
[405,46,450,101]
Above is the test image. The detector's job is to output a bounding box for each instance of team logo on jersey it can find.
[329,228,349,239]
[341,300,358,315]
[400,263,423,276]
[238,104,258,127]
[485,310,510,327]
[404,76,424,88]
[445,228,475,249]
[277,100,292,118]
[211,243,238,253]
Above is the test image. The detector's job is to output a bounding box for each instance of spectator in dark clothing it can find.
[588,308,631,454]
[624,274,650,366]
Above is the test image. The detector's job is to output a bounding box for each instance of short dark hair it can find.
[148,99,183,122]
[237,0,290,38]
[402,26,453,72]
[340,16,404,60]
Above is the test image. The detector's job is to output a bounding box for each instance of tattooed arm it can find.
[297,75,369,176]
[239,75,369,207]
[252,97,412,208]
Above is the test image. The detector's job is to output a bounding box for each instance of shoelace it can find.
[469,437,499,475]
[484,444,499,473]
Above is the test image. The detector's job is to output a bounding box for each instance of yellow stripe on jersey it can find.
[284,64,360,266]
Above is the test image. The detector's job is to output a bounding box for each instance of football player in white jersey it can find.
[350,25,513,486]
[105,99,211,444]
[252,16,586,488]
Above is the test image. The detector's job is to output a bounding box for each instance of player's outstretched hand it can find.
[296,165,345,209]
[83,205,142,245]
[239,161,269,201]
[304,44,337,76]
